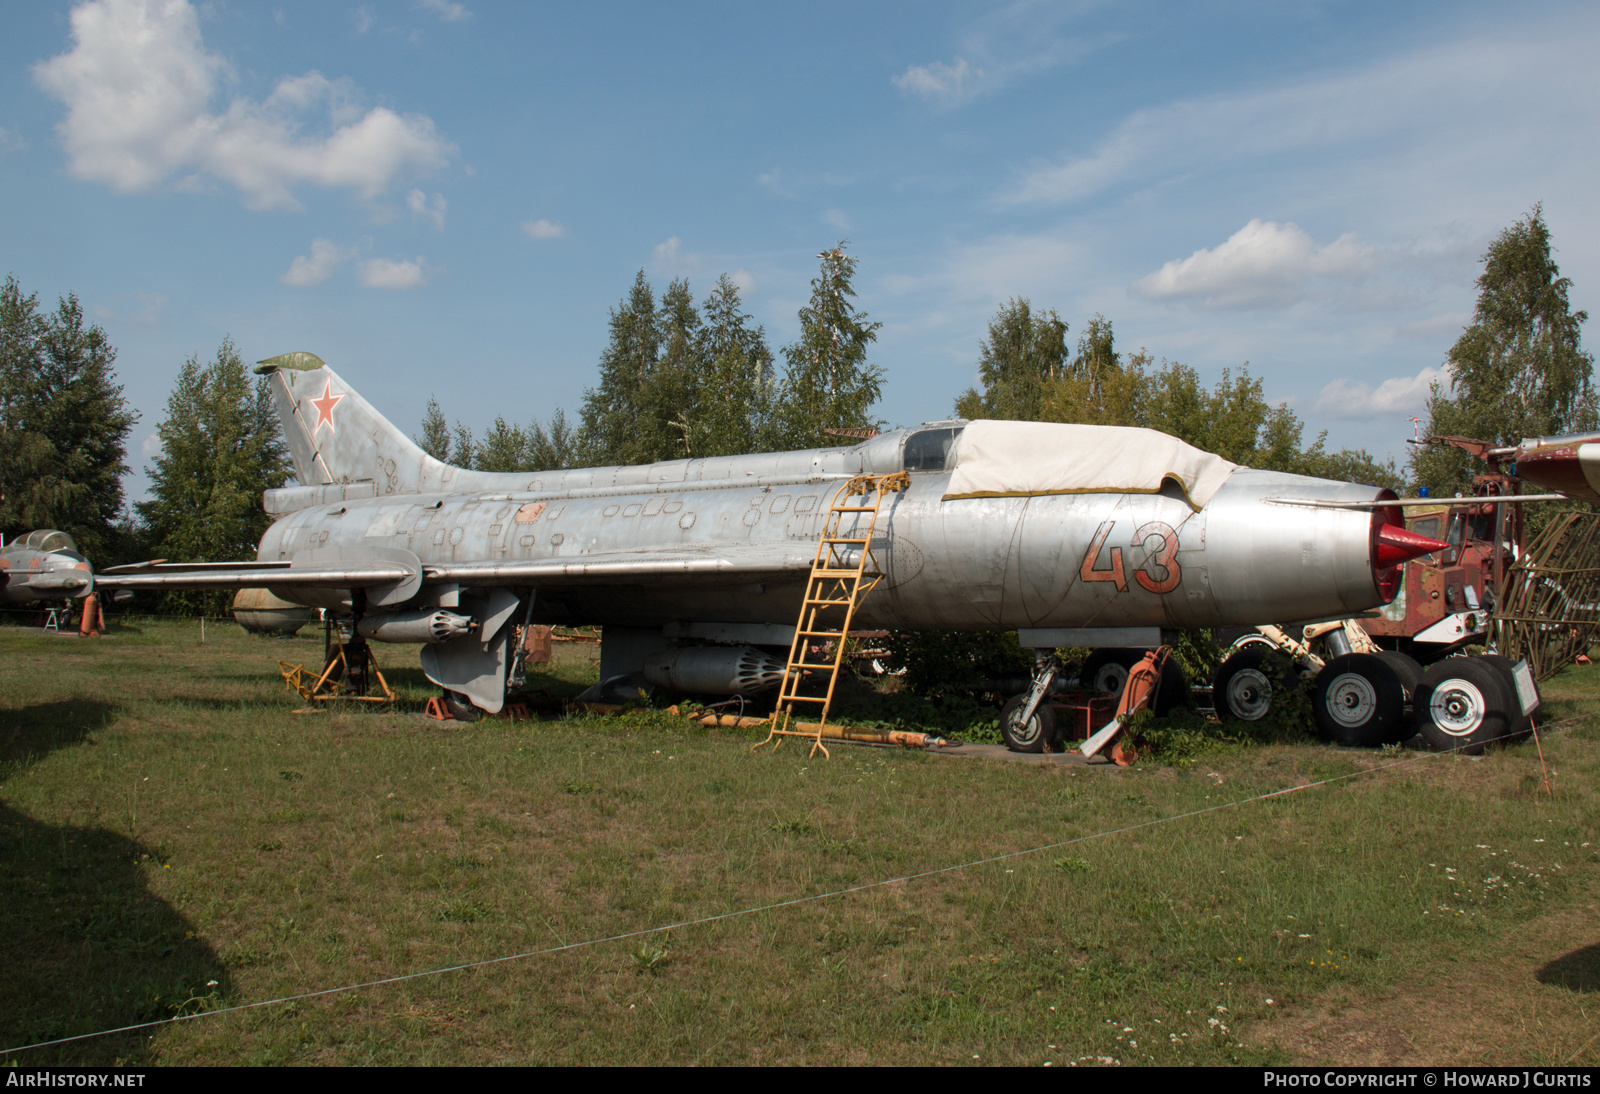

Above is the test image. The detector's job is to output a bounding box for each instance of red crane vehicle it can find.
[1210,436,1541,754]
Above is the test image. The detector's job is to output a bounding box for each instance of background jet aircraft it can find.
[0,529,95,604]
[94,353,1444,715]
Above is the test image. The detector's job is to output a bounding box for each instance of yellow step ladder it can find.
[759,472,909,757]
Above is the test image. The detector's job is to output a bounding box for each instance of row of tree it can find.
[421,246,884,471]
[1,211,1591,606]
[953,301,1406,489]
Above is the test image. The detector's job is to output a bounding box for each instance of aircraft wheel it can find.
[1312,653,1406,746]
[1371,650,1424,701]
[442,690,483,722]
[1212,648,1295,723]
[1476,654,1536,741]
[1152,656,1191,715]
[1080,649,1143,700]
[1413,657,1515,754]
[999,694,1059,754]
[1082,649,1188,715]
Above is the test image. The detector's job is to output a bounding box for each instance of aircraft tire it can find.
[1080,649,1143,700]
[1081,648,1189,715]
[1476,654,1535,741]
[1370,650,1424,701]
[1152,656,1191,715]
[1312,653,1407,747]
[999,694,1059,754]
[1414,657,1515,755]
[1212,648,1295,723]
[442,690,483,722]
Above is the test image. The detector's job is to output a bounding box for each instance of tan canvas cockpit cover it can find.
[941,420,1238,510]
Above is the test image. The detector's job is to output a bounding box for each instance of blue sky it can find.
[3,1,1597,502]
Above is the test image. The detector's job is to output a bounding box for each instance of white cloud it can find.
[1133,220,1378,309]
[999,30,1600,209]
[141,430,163,458]
[647,238,754,292]
[893,6,1114,108]
[407,188,446,229]
[359,256,427,289]
[520,218,565,239]
[282,238,356,286]
[352,6,374,34]
[34,0,454,210]
[1313,365,1451,420]
[1397,311,1472,340]
[893,59,980,106]
[651,236,708,279]
[882,229,1087,305]
[756,168,795,198]
[820,208,850,231]
[418,0,470,21]
[91,290,169,326]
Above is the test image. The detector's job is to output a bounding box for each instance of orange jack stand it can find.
[423,696,530,722]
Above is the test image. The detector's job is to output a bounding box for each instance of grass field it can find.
[1,618,1595,1066]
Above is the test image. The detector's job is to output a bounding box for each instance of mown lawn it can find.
[1,619,1594,1066]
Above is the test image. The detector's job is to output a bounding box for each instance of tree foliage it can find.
[959,301,1402,489]
[576,271,667,466]
[953,298,1069,422]
[1414,205,1596,497]
[437,270,783,471]
[427,246,888,470]
[137,339,289,614]
[677,274,778,458]
[415,396,451,461]
[775,243,884,448]
[0,276,136,559]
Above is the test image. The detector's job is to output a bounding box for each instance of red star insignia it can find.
[308,379,345,434]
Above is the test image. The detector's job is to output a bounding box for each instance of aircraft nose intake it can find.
[1374,523,1450,567]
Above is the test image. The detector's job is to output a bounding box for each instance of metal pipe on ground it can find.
[682,710,951,749]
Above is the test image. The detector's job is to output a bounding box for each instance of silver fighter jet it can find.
[94,353,1445,715]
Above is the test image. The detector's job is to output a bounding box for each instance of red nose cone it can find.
[1374,523,1450,567]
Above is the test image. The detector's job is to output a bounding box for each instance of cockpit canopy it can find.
[903,427,962,472]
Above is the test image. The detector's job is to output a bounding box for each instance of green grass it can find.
[0,619,1596,1065]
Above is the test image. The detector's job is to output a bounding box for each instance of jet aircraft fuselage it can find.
[96,353,1441,713]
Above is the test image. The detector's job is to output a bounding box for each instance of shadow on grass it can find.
[0,700,231,1063]
[1537,943,1600,993]
[0,699,118,775]
[0,804,232,1064]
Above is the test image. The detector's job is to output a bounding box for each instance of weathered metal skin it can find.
[250,420,1383,633]
[96,353,1402,712]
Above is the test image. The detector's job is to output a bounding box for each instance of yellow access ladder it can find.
[759,472,909,757]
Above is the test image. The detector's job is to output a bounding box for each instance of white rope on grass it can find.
[4,733,1533,1059]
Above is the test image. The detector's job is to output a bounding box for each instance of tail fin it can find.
[256,352,452,495]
